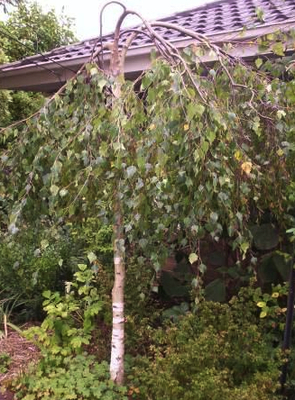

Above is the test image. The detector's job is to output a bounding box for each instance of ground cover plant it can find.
[1,1,295,397]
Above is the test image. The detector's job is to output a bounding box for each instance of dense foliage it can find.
[129,293,283,400]
[1,50,295,286]
[0,1,75,126]
[13,355,128,400]
[8,280,290,399]
[0,219,113,320]
[1,9,295,396]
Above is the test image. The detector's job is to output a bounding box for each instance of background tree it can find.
[0,1,75,127]
[0,0,22,13]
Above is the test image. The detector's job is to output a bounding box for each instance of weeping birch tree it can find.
[1,2,295,385]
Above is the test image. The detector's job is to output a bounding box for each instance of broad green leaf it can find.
[78,264,87,271]
[251,224,279,250]
[87,252,97,263]
[205,279,226,302]
[271,42,285,56]
[255,58,263,68]
[187,102,205,121]
[43,290,51,299]
[257,301,266,308]
[50,184,59,196]
[189,253,198,264]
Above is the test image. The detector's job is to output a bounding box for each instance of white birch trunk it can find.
[110,196,125,384]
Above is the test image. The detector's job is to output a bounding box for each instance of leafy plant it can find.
[0,352,11,374]
[162,302,189,322]
[129,298,283,400]
[13,355,128,400]
[25,264,104,357]
[255,284,288,320]
[0,226,79,320]
[0,292,24,338]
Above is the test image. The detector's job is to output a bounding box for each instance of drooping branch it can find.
[0,46,109,134]
[101,7,254,103]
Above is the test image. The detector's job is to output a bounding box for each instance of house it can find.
[0,0,295,93]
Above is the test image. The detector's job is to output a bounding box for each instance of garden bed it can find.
[0,328,39,397]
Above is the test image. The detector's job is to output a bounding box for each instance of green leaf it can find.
[99,142,108,157]
[43,290,51,299]
[87,252,97,263]
[50,184,59,196]
[255,7,264,21]
[189,253,198,264]
[98,78,108,91]
[78,264,87,271]
[255,58,263,68]
[257,301,266,308]
[40,239,49,250]
[59,188,68,197]
[70,336,83,348]
[187,102,205,121]
[205,279,226,302]
[271,42,285,57]
[251,224,279,250]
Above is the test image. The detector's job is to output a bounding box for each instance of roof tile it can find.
[1,0,295,72]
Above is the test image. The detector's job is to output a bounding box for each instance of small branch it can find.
[0,48,109,135]
[170,51,207,103]
[92,1,127,67]
[0,61,85,134]
[120,30,140,72]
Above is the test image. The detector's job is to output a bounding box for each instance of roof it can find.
[1,0,295,92]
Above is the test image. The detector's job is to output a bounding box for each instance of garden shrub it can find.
[0,226,78,319]
[129,297,283,400]
[71,218,113,268]
[24,263,105,357]
[0,219,114,320]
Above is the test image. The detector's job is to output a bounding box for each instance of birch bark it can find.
[110,191,125,384]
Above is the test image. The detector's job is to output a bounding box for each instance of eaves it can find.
[0,20,295,93]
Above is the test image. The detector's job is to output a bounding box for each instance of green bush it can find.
[24,264,105,357]
[129,299,282,400]
[0,226,78,319]
[13,355,128,400]
[70,218,113,268]
[0,219,114,320]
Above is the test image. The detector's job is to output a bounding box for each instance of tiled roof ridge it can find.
[159,0,236,20]
[1,0,295,73]
[57,0,295,49]
[70,0,239,45]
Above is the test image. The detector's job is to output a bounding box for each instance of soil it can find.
[0,327,40,399]
[0,390,14,400]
